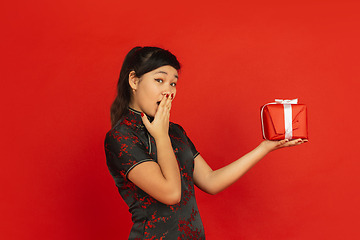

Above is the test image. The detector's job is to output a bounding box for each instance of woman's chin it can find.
[145,110,156,118]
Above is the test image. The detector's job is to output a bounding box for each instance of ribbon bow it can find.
[275,99,298,104]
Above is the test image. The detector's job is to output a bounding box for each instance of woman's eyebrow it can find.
[155,70,178,79]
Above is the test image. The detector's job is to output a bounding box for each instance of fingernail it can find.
[171,93,174,99]
[141,112,144,117]
[166,94,169,98]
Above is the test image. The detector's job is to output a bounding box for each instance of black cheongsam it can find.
[104,108,205,240]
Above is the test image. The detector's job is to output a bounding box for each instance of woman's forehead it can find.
[152,66,178,79]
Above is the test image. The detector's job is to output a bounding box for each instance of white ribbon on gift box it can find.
[275,99,298,139]
[261,99,298,140]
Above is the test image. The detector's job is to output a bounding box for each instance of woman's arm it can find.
[127,94,181,205]
[193,139,307,195]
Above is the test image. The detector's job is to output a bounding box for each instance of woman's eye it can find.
[170,83,177,87]
[155,79,163,83]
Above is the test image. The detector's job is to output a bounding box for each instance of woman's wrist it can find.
[154,134,172,146]
[259,140,275,154]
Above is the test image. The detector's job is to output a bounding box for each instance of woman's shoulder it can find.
[169,121,182,130]
[105,118,142,143]
[169,122,188,136]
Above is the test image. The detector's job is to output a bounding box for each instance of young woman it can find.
[104,46,307,239]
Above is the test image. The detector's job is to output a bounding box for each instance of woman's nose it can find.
[162,87,171,95]
[162,85,176,97]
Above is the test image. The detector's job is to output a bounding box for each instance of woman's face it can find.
[129,65,178,117]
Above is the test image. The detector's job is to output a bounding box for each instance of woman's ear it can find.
[129,71,139,91]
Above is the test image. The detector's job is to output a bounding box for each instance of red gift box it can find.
[261,99,308,140]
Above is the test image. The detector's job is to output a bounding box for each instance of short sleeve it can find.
[104,128,155,179]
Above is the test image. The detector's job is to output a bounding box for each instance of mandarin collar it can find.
[126,107,154,128]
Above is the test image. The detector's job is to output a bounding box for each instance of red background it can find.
[2,0,360,239]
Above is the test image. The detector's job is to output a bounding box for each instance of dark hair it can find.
[110,46,181,127]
